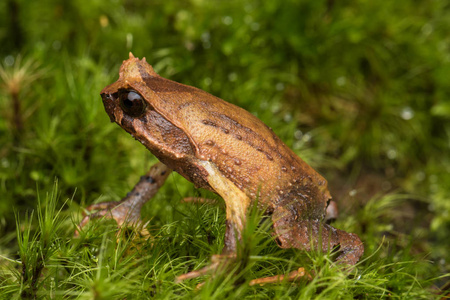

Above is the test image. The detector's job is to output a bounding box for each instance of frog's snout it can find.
[101,93,118,123]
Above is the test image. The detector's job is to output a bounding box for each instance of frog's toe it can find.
[75,201,141,236]
[175,254,235,283]
[84,201,118,213]
[176,255,312,287]
[249,267,312,286]
[75,204,114,236]
[175,261,220,283]
[324,200,339,222]
[335,231,364,266]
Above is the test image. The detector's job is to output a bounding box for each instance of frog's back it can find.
[133,64,330,220]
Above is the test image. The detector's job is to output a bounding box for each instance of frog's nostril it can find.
[101,93,118,122]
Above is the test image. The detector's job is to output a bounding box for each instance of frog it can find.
[77,53,363,283]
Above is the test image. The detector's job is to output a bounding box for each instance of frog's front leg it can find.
[75,162,171,236]
[175,160,251,283]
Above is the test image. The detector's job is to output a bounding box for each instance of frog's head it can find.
[100,53,195,157]
[100,53,159,125]
[100,53,196,129]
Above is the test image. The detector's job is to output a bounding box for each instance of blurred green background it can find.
[0,0,449,297]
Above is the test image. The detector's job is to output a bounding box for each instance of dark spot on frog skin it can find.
[266,154,274,161]
[127,191,141,197]
[235,134,242,140]
[205,140,215,146]
[177,102,193,111]
[234,158,241,165]
[202,119,216,126]
[202,119,232,135]
[141,175,156,184]
[281,166,287,172]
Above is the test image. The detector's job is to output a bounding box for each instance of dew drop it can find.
[4,55,14,66]
[387,149,397,159]
[294,130,303,140]
[276,82,285,91]
[336,76,347,86]
[400,106,414,120]
[222,16,233,25]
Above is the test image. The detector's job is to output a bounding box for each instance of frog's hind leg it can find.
[247,211,363,286]
[75,162,171,236]
[272,207,364,266]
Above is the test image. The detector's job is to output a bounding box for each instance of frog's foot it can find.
[334,230,364,266]
[75,162,171,236]
[273,215,364,266]
[75,200,143,237]
[175,254,234,283]
[176,255,311,287]
[249,267,312,286]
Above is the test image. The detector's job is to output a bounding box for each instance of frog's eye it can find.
[119,90,146,117]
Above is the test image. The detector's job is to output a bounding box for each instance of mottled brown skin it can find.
[82,53,363,282]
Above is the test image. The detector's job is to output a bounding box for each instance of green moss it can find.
[0,0,449,298]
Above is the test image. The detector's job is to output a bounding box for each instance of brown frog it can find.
[77,53,363,283]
